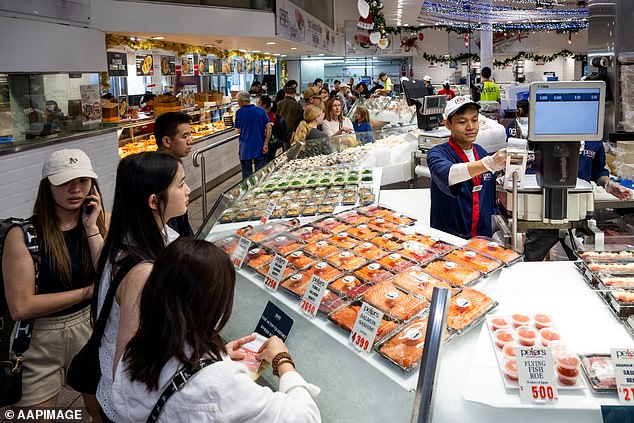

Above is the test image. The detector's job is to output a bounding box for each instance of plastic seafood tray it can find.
[391,267,460,301]
[580,353,617,392]
[328,301,399,344]
[443,248,503,276]
[446,289,497,334]
[360,281,428,322]
[422,259,483,287]
[464,236,522,266]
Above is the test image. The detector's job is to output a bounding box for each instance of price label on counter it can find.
[260,201,276,224]
[230,237,251,269]
[611,348,634,404]
[517,347,558,403]
[264,255,288,291]
[349,302,384,353]
[299,275,327,318]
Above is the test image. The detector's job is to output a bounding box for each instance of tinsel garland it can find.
[421,49,586,68]
[105,34,277,63]
[280,59,288,86]
[99,72,111,92]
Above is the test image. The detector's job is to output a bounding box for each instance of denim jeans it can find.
[240,156,267,179]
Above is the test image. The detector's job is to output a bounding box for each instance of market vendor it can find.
[376,72,392,96]
[427,96,507,239]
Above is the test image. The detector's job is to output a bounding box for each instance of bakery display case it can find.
[117,102,234,158]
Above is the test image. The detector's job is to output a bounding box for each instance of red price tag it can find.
[620,387,634,401]
[530,384,556,400]
[349,302,383,353]
[612,348,634,404]
[263,255,287,291]
[300,298,317,316]
[350,331,371,351]
[517,347,558,403]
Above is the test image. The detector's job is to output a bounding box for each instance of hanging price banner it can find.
[299,275,327,318]
[612,348,634,404]
[261,201,276,224]
[517,347,558,403]
[230,237,252,269]
[264,255,288,291]
[349,302,383,353]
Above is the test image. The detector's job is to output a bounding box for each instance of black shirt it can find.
[168,212,195,239]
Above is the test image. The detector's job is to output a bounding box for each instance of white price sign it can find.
[230,237,252,269]
[611,348,634,404]
[299,275,327,318]
[517,347,558,403]
[260,201,276,224]
[264,255,288,291]
[349,302,384,353]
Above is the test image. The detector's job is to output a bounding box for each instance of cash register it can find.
[497,80,606,250]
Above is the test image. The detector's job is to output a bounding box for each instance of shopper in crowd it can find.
[322,97,355,137]
[276,80,298,105]
[276,85,303,149]
[234,91,271,179]
[41,100,65,135]
[320,87,331,100]
[337,84,353,114]
[294,105,328,142]
[427,96,507,239]
[352,106,373,144]
[479,67,501,103]
[438,81,456,100]
[506,99,528,139]
[248,80,265,96]
[355,82,370,99]
[94,152,190,422]
[2,148,106,421]
[261,96,287,162]
[303,87,325,111]
[111,238,321,422]
[376,72,393,96]
[140,94,155,113]
[423,75,435,95]
[313,78,323,90]
[153,111,195,238]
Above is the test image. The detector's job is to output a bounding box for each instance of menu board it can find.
[276,0,336,53]
[198,55,209,75]
[79,84,101,125]
[107,52,127,76]
[160,55,175,76]
[262,60,269,74]
[181,55,194,76]
[136,53,154,76]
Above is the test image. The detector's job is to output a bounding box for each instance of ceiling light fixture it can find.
[290,47,298,50]
[281,54,287,57]
[266,42,276,45]
[252,50,261,53]
[151,36,165,40]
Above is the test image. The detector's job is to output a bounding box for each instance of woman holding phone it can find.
[1,149,106,420]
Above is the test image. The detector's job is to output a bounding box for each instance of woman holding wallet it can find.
[112,238,321,423]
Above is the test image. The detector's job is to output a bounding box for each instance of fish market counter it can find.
[204,190,631,423]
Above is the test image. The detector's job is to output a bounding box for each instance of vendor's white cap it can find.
[42,149,98,186]
[443,96,481,120]
[423,75,432,82]
[442,80,450,85]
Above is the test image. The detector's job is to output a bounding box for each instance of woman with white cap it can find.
[423,75,435,95]
[1,148,106,420]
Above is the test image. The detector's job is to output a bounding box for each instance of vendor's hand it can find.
[481,148,507,172]
[225,333,257,360]
[606,180,633,200]
[256,336,288,363]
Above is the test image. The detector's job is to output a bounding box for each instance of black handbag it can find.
[67,260,135,394]
[0,320,33,407]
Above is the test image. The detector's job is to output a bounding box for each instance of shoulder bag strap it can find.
[90,258,137,348]
[146,358,215,423]
[11,221,40,356]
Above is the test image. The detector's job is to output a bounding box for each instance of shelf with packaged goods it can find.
[116,103,235,159]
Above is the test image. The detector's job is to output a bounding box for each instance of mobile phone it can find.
[85,185,95,214]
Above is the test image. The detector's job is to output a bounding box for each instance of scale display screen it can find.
[528,81,605,142]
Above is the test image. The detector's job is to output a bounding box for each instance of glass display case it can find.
[117,102,234,158]
[347,96,417,128]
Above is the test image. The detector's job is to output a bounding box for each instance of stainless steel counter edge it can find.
[0,127,118,157]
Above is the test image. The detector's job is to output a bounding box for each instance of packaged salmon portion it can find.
[291,225,330,243]
[423,259,482,286]
[329,232,361,249]
[390,227,425,243]
[285,250,317,270]
[370,233,402,251]
[446,288,496,332]
[243,221,293,243]
[366,218,398,233]
[280,271,312,297]
[354,263,394,284]
[356,204,391,218]
[326,251,368,271]
[398,242,437,264]
[256,263,294,280]
[261,234,304,255]
[382,212,415,226]
[445,248,503,274]
[329,304,398,342]
[377,253,416,272]
[214,235,239,255]
[303,240,339,258]
[352,242,389,260]
[313,217,350,234]
[335,210,371,225]
[347,224,380,241]
[318,289,348,314]
[362,281,428,321]
[244,248,274,270]
[329,275,372,299]
[305,261,343,283]
[392,267,459,301]
[418,235,455,254]
[465,237,521,264]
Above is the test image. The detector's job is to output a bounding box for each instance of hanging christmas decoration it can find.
[568,32,572,44]
[464,35,470,49]
[401,64,406,77]
[369,31,382,44]
[357,15,374,30]
[378,36,390,49]
[358,0,370,19]
[418,32,425,41]
[421,49,586,68]
[409,66,414,78]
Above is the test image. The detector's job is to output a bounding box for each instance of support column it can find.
[480,29,493,70]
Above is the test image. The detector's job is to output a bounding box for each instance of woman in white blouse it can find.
[112,239,321,423]
[321,97,355,137]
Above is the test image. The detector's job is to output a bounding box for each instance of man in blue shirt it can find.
[524,140,632,260]
[234,91,271,179]
[427,96,507,239]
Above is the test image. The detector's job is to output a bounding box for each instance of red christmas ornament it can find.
[401,64,406,77]
[464,35,469,49]
[409,66,414,78]
[418,32,425,41]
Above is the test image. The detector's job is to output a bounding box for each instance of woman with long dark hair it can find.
[2,149,106,420]
[94,152,191,422]
[113,239,321,422]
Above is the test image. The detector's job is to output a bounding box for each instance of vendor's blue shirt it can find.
[235,104,270,160]
[579,141,609,182]
[427,142,496,239]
